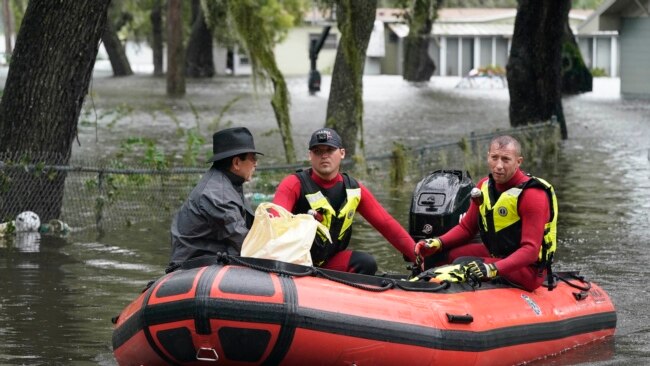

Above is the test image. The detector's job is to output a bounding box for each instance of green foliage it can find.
[103,105,197,169]
[0,168,11,194]
[202,0,238,47]
[79,102,133,129]
[257,0,303,41]
[455,126,561,178]
[204,0,305,47]
[214,0,305,83]
[0,219,16,235]
[562,40,587,71]
[476,64,506,75]
[516,124,561,170]
[209,96,240,131]
[80,94,242,170]
[183,128,206,166]
[0,155,60,202]
[8,0,27,35]
[114,0,154,42]
[203,0,301,163]
[117,137,168,170]
[458,137,482,179]
[111,0,193,45]
[590,67,607,77]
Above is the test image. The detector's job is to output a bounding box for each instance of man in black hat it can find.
[168,127,263,270]
[272,128,417,275]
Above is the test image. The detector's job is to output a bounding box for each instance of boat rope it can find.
[169,254,577,295]
[226,254,396,292]
[220,254,450,293]
[551,272,591,291]
[314,269,396,292]
[226,254,317,277]
[551,271,592,300]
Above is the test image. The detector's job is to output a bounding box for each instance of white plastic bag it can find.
[241,202,331,266]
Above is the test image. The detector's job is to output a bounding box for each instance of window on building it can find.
[238,50,250,65]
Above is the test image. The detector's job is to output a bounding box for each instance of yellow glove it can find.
[464,260,498,281]
[428,264,466,283]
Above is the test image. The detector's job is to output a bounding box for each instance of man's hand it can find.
[464,260,498,281]
[415,238,442,259]
[414,238,443,268]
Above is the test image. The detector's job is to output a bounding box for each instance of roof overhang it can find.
[579,0,650,33]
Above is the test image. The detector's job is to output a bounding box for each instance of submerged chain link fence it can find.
[368,121,560,185]
[0,122,559,232]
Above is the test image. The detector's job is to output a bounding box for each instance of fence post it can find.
[390,142,407,188]
[418,149,425,178]
[96,170,105,235]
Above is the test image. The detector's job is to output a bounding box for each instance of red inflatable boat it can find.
[111,255,616,366]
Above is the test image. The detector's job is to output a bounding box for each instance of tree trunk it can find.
[326,0,377,158]
[269,71,295,163]
[403,0,440,82]
[561,23,592,95]
[101,7,134,77]
[2,0,12,57]
[167,0,185,96]
[506,0,570,139]
[186,0,215,78]
[0,0,110,221]
[151,0,164,76]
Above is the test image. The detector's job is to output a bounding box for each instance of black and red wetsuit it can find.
[438,169,550,291]
[273,169,416,274]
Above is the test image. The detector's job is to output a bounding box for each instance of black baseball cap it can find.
[309,128,343,149]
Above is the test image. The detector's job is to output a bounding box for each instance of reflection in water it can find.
[12,232,41,253]
[1,77,649,365]
[528,337,616,365]
[0,236,80,364]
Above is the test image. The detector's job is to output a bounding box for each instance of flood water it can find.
[1,75,649,365]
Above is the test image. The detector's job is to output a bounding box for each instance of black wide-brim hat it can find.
[207,127,264,163]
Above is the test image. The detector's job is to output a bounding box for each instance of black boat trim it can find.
[113,295,617,352]
[262,275,297,365]
[195,265,221,335]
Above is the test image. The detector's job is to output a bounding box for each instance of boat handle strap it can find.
[196,347,219,362]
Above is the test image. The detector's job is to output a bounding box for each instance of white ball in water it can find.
[15,211,41,232]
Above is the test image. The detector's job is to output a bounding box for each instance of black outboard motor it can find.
[409,170,474,243]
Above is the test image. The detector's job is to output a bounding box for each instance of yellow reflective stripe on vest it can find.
[305,191,335,228]
[533,177,558,263]
[479,184,523,232]
[305,188,361,240]
[479,177,558,263]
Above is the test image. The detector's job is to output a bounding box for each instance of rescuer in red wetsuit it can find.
[273,128,417,275]
[415,135,558,291]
